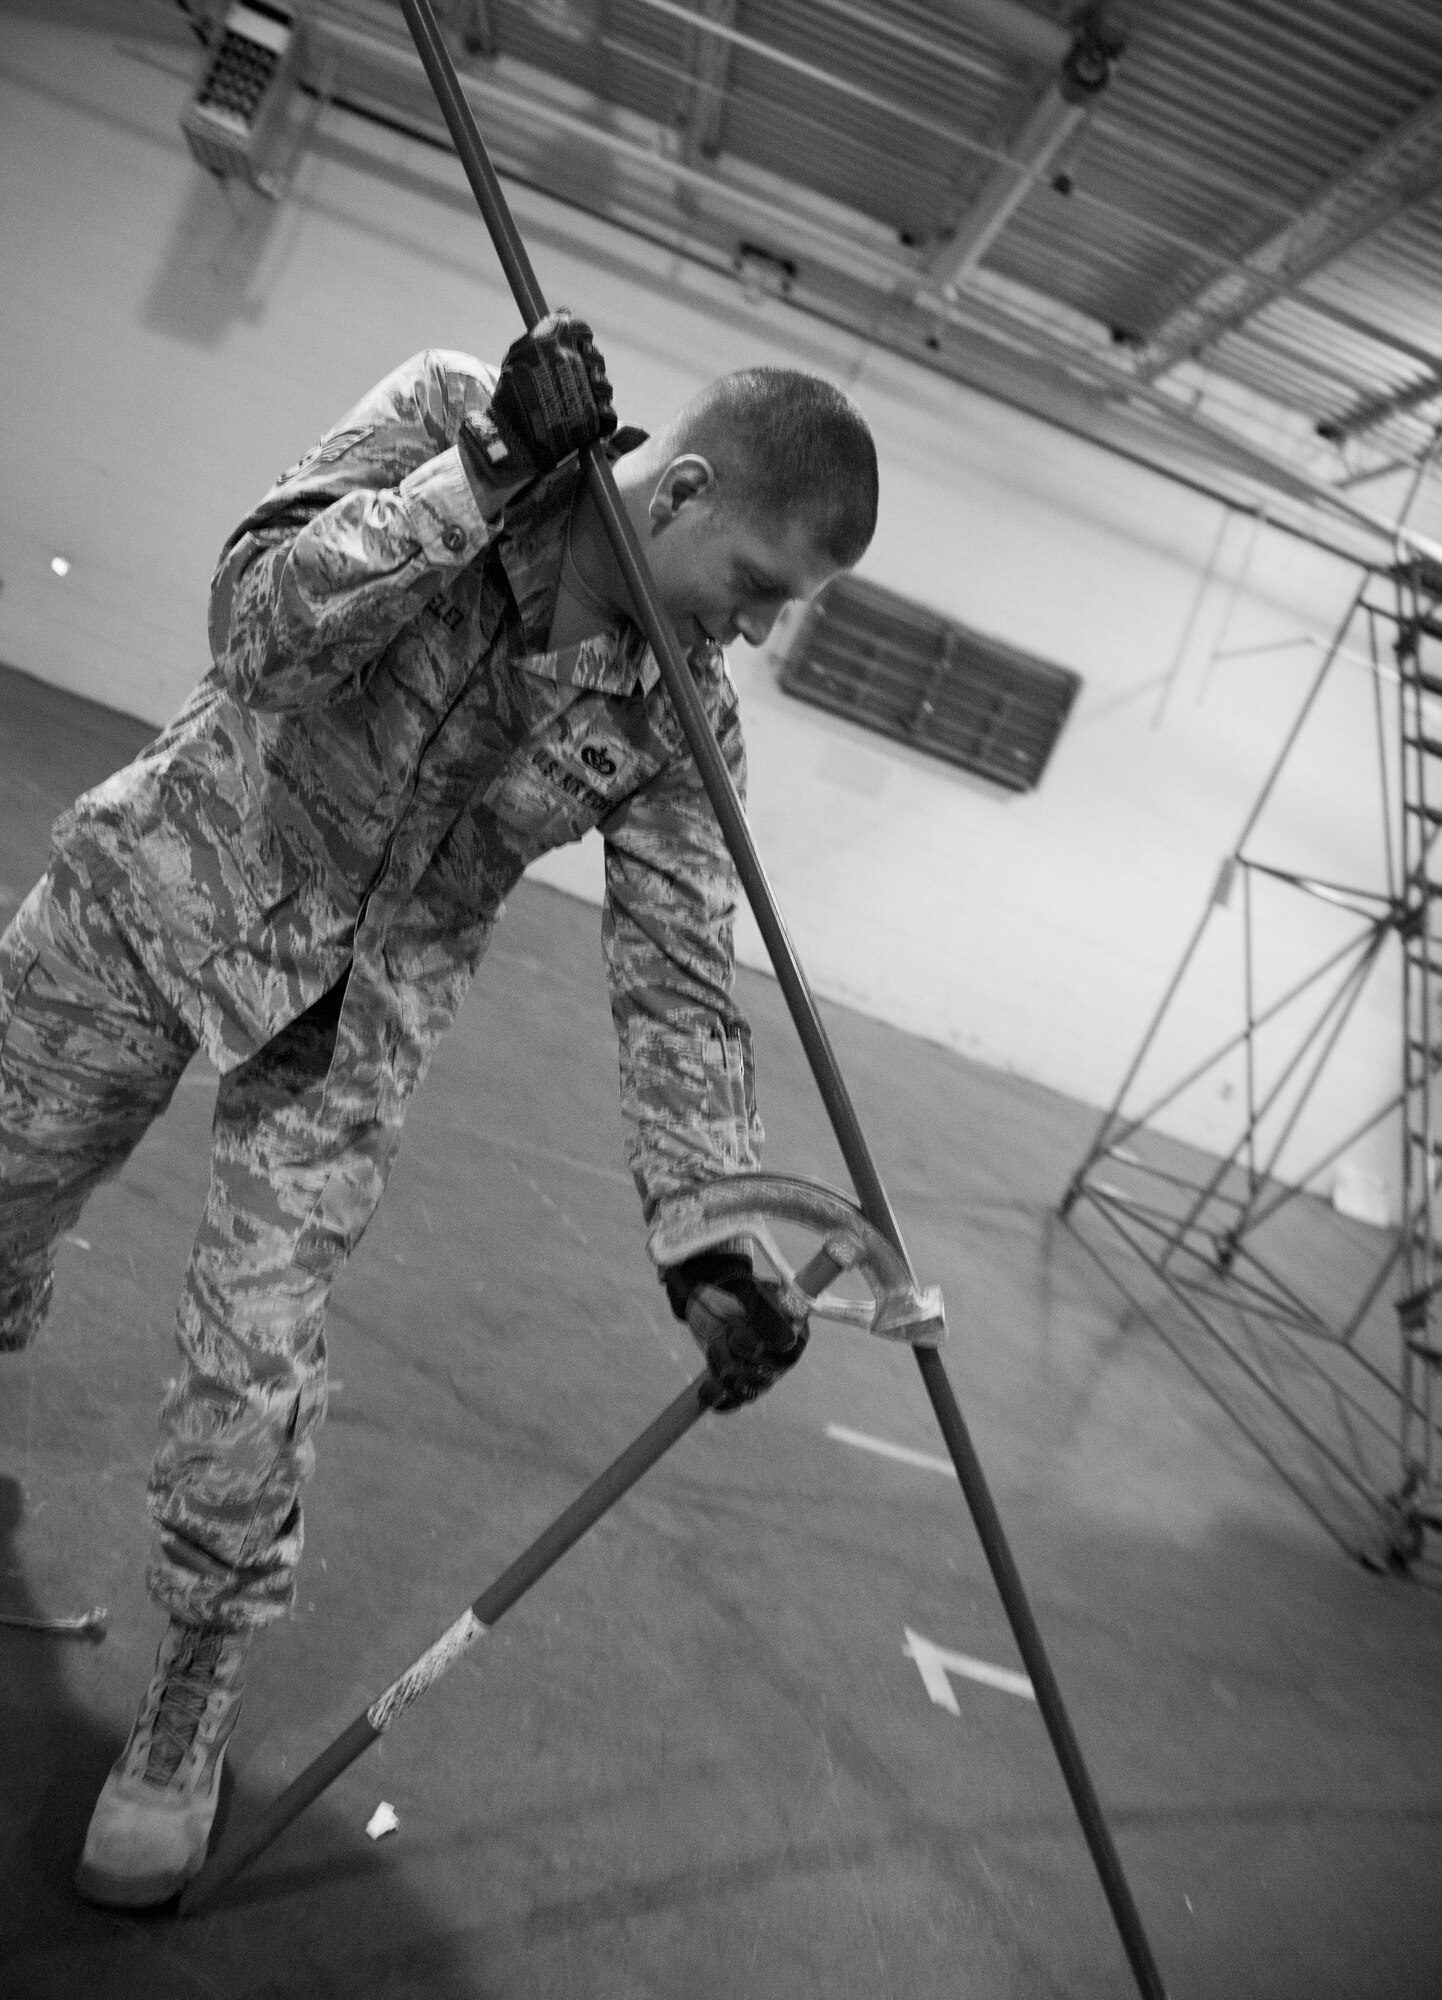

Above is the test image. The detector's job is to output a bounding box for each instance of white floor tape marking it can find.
[903,1627,1035,1711]
[825,1422,956,1479]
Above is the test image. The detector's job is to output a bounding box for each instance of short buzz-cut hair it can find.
[658,367,879,568]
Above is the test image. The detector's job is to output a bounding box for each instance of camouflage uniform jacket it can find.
[55,350,762,1220]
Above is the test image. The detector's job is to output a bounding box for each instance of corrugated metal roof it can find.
[301,0,1442,547]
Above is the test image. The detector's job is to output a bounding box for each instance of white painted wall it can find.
[0,6,1402,1210]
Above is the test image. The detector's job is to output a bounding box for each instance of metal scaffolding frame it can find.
[1061,511,1442,1572]
[1391,551,1442,1561]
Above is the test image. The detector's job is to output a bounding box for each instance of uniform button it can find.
[441,525,467,553]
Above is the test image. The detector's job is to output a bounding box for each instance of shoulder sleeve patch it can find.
[276,425,376,485]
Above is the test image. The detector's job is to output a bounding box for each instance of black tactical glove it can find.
[663,1251,809,1412]
[461,310,616,490]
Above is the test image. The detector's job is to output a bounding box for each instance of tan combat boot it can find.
[74,1618,249,1906]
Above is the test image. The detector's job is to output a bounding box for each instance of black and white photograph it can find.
[3,3,1442,1994]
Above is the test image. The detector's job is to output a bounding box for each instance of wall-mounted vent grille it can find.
[180,2,298,192]
[777,576,1081,792]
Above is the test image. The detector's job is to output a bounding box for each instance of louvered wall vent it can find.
[777,576,1081,792]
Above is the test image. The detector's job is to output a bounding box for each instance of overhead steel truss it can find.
[166,0,1442,565]
[1131,83,1442,389]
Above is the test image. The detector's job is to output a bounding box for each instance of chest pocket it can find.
[386,564,506,713]
[481,694,652,849]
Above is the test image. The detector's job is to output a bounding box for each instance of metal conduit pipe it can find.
[381,11,1173,1989]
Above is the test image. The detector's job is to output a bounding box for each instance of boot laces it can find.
[145,1628,228,1784]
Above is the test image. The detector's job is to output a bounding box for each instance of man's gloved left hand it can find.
[663,1251,809,1412]
[463,310,616,490]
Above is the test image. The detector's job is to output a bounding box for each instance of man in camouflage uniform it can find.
[0,314,878,1905]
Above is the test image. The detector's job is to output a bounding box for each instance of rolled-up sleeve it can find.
[601,697,763,1221]
[207,350,504,711]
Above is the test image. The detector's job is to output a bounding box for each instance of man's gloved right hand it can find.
[663,1251,810,1412]
[461,310,616,491]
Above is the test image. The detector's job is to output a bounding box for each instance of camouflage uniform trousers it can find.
[0,854,401,1632]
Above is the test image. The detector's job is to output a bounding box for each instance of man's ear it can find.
[648,453,716,526]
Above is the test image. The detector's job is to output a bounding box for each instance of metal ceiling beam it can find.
[926,9,1122,295]
[928,88,1089,293]
[675,0,735,166]
[1134,85,1442,387]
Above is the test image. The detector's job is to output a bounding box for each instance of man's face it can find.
[644,462,845,656]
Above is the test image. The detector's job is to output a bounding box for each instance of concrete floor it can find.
[2,660,1441,1999]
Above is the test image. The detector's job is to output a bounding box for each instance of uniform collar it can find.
[494,456,583,656]
[493,432,721,696]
